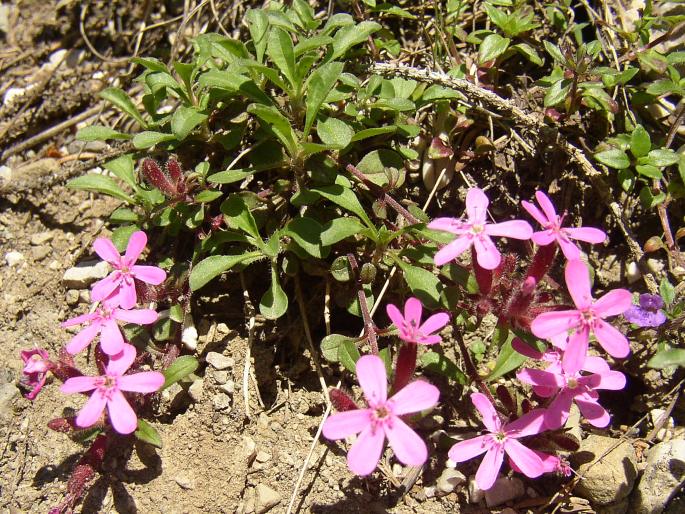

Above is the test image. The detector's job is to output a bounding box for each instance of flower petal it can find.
[465,188,489,224]
[386,303,405,332]
[107,389,138,434]
[118,282,138,310]
[106,343,137,376]
[404,297,422,327]
[60,376,98,394]
[575,394,610,427]
[544,391,574,429]
[561,327,589,376]
[93,237,121,265]
[535,191,558,223]
[66,323,102,354]
[75,391,107,428]
[427,217,468,235]
[419,312,449,336]
[531,230,557,246]
[474,235,501,270]
[521,200,549,226]
[517,368,563,389]
[582,355,611,374]
[504,439,544,478]
[385,417,428,466]
[347,425,385,476]
[484,220,533,240]
[391,380,439,415]
[475,445,505,491]
[124,231,147,265]
[118,371,165,393]
[593,289,633,317]
[593,320,630,358]
[592,370,626,391]
[504,409,546,437]
[557,237,581,260]
[448,435,492,463]
[322,409,371,440]
[564,226,606,244]
[565,260,593,309]
[114,308,159,325]
[434,235,472,266]
[61,312,98,328]
[91,273,121,303]
[511,337,544,360]
[100,319,125,356]
[471,392,501,432]
[131,265,166,285]
[531,310,581,339]
[356,355,388,405]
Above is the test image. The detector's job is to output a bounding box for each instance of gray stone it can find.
[31,246,51,261]
[436,468,466,496]
[631,440,685,514]
[62,260,110,288]
[0,383,19,418]
[219,381,235,395]
[255,483,281,513]
[574,434,638,506]
[5,251,24,267]
[30,232,53,245]
[206,352,235,370]
[65,289,80,306]
[188,379,203,402]
[484,477,524,507]
[213,370,230,384]
[212,392,231,411]
[256,450,271,463]
[174,473,195,490]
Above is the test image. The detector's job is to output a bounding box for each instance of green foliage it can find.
[162,356,199,390]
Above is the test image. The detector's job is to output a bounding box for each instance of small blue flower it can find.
[624,293,667,327]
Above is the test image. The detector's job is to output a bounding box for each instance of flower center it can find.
[494,431,507,442]
[30,354,42,362]
[471,224,485,234]
[581,310,596,326]
[375,405,390,420]
[567,377,579,389]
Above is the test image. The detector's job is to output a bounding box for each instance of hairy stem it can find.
[347,253,378,354]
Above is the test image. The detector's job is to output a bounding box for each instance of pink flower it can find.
[91,231,166,309]
[429,188,533,269]
[61,298,158,356]
[60,344,164,434]
[517,348,626,429]
[530,259,632,369]
[322,355,439,475]
[386,297,449,345]
[510,450,572,477]
[522,191,606,260]
[448,393,546,490]
[20,348,52,400]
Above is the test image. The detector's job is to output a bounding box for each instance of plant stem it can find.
[346,164,421,225]
[347,253,379,354]
[455,332,497,407]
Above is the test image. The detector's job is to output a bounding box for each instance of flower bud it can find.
[360,262,376,284]
[644,236,664,253]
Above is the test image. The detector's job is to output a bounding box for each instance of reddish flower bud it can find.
[329,388,358,412]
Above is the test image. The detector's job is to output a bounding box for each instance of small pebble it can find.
[206,352,235,370]
[188,379,203,403]
[65,289,80,306]
[30,232,53,245]
[5,251,24,267]
[212,392,231,411]
[213,370,229,384]
[31,246,51,261]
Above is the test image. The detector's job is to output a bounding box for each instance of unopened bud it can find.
[644,236,664,253]
[360,263,376,284]
[474,135,495,153]
[329,388,358,412]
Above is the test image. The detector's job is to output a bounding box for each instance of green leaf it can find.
[246,9,269,63]
[189,251,262,290]
[396,260,443,309]
[132,131,176,149]
[194,190,223,203]
[134,419,162,448]
[543,41,566,63]
[267,28,297,89]
[595,148,631,169]
[338,340,361,372]
[169,303,184,323]
[310,181,374,230]
[103,154,137,189]
[356,148,405,187]
[660,277,676,305]
[67,174,134,204]
[198,69,272,104]
[295,35,333,56]
[635,164,663,179]
[304,61,344,138]
[259,263,288,319]
[317,117,354,148]
[321,333,356,362]
[171,106,208,141]
[111,225,139,252]
[630,125,651,158]
[162,355,199,390]
[639,185,666,208]
[131,57,169,73]
[320,217,365,246]
[76,125,131,142]
[247,104,297,156]
[513,42,543,66]
[421,351,467,384]
[99,87,146,127]
[284,217,326,258]
[220,195,263,244]
[544,79,572,107]
[479,33,511,63]
[648,348,685,369]
[647,149,679,167]
[350,126,397,142]
[110,208,139,224]
[329,21,381,61]
[487,337,541,381]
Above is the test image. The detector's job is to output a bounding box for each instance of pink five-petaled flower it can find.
[60,344,164,434]
[91,231,166,309]
[20,348,52,400]
[429,188,533,270]
[530,259,632,371]
[62,298,158,356]
[448,393,546,490]
[386,297,449,345]
[517,347,626,429]
[322,355,439,476]
[521,191,606,260]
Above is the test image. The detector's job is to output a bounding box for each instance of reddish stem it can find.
[471,246,492,295]
[347,253,378,354]
[392,342,417,393]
